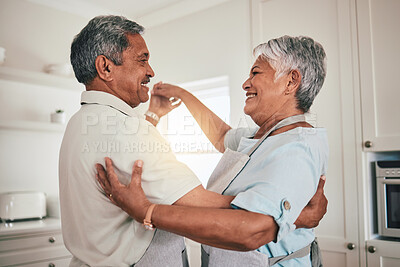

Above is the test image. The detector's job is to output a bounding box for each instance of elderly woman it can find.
[97,35,328,266]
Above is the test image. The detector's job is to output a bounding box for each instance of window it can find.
[159,76,230,186]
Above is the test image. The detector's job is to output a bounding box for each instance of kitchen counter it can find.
[0,217,61,238]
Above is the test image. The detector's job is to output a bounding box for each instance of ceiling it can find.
[26,0,231,28]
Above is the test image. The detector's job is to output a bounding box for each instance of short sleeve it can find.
[224,127,258,151]
[110,117,201,205]
[230,141,320,241]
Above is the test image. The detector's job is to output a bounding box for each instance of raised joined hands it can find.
[148,82,183,119]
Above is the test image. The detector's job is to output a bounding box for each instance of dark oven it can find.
[376,160,400,238]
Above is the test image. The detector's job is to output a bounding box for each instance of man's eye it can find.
[252,72,259,76]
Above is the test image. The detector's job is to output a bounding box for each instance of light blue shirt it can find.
[224,127,329,266]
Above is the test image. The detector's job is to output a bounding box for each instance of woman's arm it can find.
[152,83,231,152]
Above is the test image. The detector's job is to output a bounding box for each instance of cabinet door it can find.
[366,240,400,267]
[356,0,400,151]
[251,0,360,266]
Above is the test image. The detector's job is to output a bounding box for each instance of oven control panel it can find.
[376,161,400,178]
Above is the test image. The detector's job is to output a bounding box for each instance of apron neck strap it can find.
[246,114,306,156]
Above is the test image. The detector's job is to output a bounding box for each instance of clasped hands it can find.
[147,82,185,119]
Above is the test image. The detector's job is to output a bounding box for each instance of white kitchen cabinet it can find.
[0,219,71,267]
[251,0,361,266]
[366,239,400,267]
[356,0,400,152]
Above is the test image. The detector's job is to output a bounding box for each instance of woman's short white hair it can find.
[254,36,327,112]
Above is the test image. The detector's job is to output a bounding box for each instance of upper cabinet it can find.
[356,0,400,151]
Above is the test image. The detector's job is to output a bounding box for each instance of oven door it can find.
[378,178,400,237]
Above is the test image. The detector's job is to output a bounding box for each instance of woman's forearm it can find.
[148,204,278,251]
[179,90,231,153]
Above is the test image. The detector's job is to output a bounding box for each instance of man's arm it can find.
[96,159,327,250]
[150,204,277,251]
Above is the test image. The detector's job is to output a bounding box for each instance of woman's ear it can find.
[95,55,114,82]
[286,69,301,94]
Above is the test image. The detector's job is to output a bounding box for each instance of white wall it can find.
[143,0,253,127]
[0,0,86,216]
[0,0,87,72]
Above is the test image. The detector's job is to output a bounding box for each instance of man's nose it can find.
[147,64,155,78]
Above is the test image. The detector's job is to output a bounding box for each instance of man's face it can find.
[112,34,154,107]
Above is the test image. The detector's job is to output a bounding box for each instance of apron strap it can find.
[268,242,311,266]
[247,114,306,156]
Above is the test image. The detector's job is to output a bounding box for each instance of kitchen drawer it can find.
[0,245,70,266]
[18,256,72,267]
[0,232,64,253]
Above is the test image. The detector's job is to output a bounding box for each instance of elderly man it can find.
[59,15,326,267]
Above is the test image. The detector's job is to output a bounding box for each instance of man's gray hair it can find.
[253,36,327,112]
[71,15,144,85]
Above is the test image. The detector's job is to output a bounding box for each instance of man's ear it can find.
[285,69,301,95]
[95,55,114,82]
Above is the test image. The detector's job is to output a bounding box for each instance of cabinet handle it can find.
[364,140,373,148]
[48,263,55,267]
[368,246,376,253]
[48,236,56,243]
[347,243,356,250]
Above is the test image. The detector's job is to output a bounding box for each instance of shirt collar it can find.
[80,90,140,117]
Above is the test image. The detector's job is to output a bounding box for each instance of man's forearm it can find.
[149,204,278,251]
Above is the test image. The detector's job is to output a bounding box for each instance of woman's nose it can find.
[242,78,250,90]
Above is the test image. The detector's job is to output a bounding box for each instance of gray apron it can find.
[202,114,318,267]
[132,230,188,267]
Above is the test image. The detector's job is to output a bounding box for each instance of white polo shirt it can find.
[59,91,201,266]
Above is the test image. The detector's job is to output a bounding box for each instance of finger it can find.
[317,175,326,192]
[96,173,112,199]
[96,164,112,193]
[96,173,106,192]
[131,160,143,186]
[96,163,111,188]
[153,88,167,97]
[105,157,121,188]
[153,81,162,90]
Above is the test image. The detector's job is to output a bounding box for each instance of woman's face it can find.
[242,56,290,124]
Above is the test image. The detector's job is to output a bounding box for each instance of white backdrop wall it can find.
[0,0,86,216]
[0,0,87,72]
[143,0,253,128]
